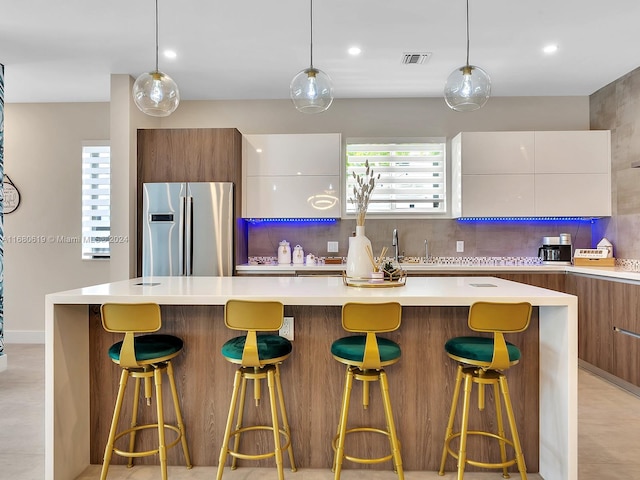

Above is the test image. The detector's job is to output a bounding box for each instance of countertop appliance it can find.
[142,182,234,276]
[538,234,572,265]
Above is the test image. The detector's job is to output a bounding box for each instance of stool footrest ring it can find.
[332,427,399,465]
[227,425,292,462]
[112,423,183,459]
[444,430,518,470]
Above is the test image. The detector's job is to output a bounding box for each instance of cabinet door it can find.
[534,131,610,174]
[244,133,341,176]
[245,176,340,218]
[461,174,535,216]
[565,275,615,374]
[460,132,535,175]
[611,283,640,386]
[534,174,611,217]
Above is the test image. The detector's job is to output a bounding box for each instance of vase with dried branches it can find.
[346,160,380,278]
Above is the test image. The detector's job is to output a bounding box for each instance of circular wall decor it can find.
[2,174,21,214]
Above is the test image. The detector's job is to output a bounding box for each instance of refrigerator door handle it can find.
[179,195,186,276]
[184,195,193,276]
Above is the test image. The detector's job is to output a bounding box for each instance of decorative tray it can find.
[342,270,407,288]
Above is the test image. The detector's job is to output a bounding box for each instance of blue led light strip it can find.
[457,217,593,222]
[244,218,338,224]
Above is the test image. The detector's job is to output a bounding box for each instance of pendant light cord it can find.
[465,0,470,67]
[154,0,159,72]
[309,0,314,69]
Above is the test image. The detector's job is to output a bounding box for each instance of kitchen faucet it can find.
[392,228,403,263]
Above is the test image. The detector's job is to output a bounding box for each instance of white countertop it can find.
[46,275,574,307]
[236,262,640,283]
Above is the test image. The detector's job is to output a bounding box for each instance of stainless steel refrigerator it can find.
[142,182,234,276]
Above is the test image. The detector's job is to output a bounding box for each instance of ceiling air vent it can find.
[401,52,432,65]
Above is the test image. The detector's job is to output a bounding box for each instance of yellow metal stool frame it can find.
[216,300,296,480]
[99,303,192,480]
[331,302,404,480]
[438,301,532,480]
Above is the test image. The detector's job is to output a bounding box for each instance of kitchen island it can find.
[45,276,577,480]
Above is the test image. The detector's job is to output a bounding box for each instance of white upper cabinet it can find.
[459,131,534,175]
[534,131,610,174]
[452,131,611,218]
[243,133,341,218]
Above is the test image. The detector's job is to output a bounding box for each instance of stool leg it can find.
[166,361,192,468]
[493,381,510,479]
[331,365,351,473]
[101,369,130,480]
[499,375,528,480]
[456,372,474,480]
[362,378,370,409]
[439,364,464,476]
[267,369,285,480]
[274,363,297,471]
[217,369,243,480]
[379,370,404,480]
[127,376,142,468]
[153,368,168,480]
[333,366,355,480]
[230,373,249,470]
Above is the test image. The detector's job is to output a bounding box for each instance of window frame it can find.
[81,141,111,260]
[343,137,450,219]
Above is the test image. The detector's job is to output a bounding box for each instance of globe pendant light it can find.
[132,0,180,117]
[290,0,333,114]
[444,0,491,112]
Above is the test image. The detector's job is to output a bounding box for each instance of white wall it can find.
[3,103,111,341]
[3,80,590,339]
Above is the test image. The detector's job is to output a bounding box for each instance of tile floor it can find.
[1,343,639,479]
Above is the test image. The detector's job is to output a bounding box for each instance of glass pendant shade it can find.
[133,71,180,117]
[444,64,491,112]
[290,67,333,114]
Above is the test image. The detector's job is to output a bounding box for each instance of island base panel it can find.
[89,305,539,472]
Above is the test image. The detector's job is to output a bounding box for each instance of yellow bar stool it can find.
[216,299,296,480]
[438,301,532,480]
[99,303,192,480]
[330,302,404,480]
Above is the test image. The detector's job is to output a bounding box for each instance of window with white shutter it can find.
[345,140,447,216]
[81,143,110,259]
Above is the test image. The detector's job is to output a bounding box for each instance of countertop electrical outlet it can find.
[280,316,294,341]
[327,241,339,253]
[456,241,464,253]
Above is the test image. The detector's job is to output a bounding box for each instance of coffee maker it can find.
[538,234,572,265]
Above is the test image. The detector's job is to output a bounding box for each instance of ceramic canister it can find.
[292,245,305,264]
[278,240,291,264]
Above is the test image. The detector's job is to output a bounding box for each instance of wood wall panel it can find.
[89,304,540,472]
[136,128,246,275]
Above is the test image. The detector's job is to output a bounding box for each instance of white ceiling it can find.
[2,0,639,104]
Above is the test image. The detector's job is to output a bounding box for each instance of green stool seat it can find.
[444,336,521,364]
[222,334,292,361]
[331,335,401,364]
[108,334,183,362]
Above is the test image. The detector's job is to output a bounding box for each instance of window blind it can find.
[345,141,446,215]
[81,144,110,259]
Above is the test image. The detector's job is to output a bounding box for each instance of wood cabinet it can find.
[564,275,615,374]
[565,274,640,387]
[136,128,246,272]
[451,131,611,218]
[243,133,341,218]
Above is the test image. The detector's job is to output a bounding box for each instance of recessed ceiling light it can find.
[543,44,558,54]
[163,50,177,59]
[348,47,361,56]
